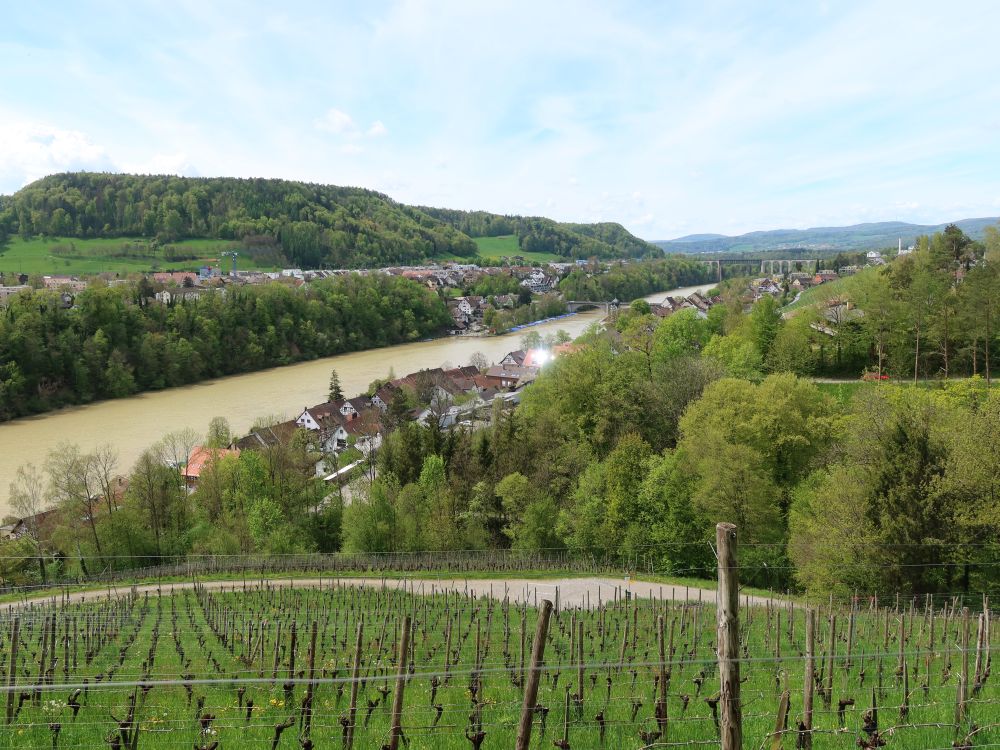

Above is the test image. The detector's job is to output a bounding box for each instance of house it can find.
[295,401,350,431]
[520,270,552,293]
[484,364,539,390]
[155,288,205,304]
[182,446,240,491]
[813,270,839,284]
[0,285,29,306]
[43,275,87,292]
[372,384,403,412]
[320,408,383,453]
[0,508,61,541]
[500,350,527,367]
[522,349,552,368]
[233,420,301,451]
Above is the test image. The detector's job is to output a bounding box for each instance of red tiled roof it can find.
[183,446,240,479]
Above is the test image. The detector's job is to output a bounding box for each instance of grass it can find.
[815,381,867,404]
[0,236,278,276]
[473,235,562,263]
[0,579,991,749]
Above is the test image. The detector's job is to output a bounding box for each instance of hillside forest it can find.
[0,173,661,267]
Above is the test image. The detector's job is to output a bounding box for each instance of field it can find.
[473,236,562,263]
[1,577,996,749]
[0,237,276,276]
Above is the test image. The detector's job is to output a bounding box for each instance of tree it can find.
[206,416,232,448]
[8,463,49,583]
[343,476,397,553]
[328,368,344,402]
[520,330,543,350]
[468,351,490,372]
[749,295,781,364]
[128,446,185,559]
[45,442,105,562]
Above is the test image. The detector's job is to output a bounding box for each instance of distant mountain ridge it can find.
[657,217,1000,254]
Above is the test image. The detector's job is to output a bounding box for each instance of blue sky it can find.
[2,1,1000,240]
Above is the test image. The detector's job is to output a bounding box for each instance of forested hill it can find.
[0,173,479,268]
[0,173,658,268]
[417,206,661,258]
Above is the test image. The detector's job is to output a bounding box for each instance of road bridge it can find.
[565,299,628,313]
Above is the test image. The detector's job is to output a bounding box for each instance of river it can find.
[0,283,714,515]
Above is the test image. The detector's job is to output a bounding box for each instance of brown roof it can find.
[183,446,241,479]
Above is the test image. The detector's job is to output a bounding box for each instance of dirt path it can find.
[12,575,778,611]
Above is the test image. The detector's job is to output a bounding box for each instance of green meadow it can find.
[0,236,275,276]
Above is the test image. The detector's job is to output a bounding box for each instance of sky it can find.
[2,1,1000,240]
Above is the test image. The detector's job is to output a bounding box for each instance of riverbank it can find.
[0,281,717,516]
[0,310,604,515]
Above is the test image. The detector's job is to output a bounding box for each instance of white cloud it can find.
[315,109,388,142]
[314,108,357,135]
[0,119,114,190]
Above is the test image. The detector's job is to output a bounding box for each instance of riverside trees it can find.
[0,274,449,420]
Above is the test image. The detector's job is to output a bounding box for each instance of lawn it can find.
[0,236,278,276]
[473,235,562,263]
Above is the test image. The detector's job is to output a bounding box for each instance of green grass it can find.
[0,236,278,276]
[1,581,990,749]
[815,381,867,404]
[473,235,562,263]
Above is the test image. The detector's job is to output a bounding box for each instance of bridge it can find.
[700,257,822,281]
[565,300,628,313]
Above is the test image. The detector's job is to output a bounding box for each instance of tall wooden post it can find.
[5,617,18,725]
[802,609,816,749]
[956,607,970,727]
[716,522,742,750]
[346,618,363,750]
[388,616,411,750]
[515,599,553,750]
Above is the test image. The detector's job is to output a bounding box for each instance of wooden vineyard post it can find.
[771,689,790,750]
[346,618,363,750]
[5,616,18,725]
[657,614,668,737]
[577,619,584,704]
[302,620,318,741]
[956,607,970,728]
[824,614,836,707]
[388,616,411,750]
[515,599,553,750]
[802,608,815,750]
[716,522,742,750]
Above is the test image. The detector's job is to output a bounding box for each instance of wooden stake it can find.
[388,616,411,750]
[716,522,742,750]
[515,599,553,750]
[5,617,18,725]
[346,618,363,750]
[802,609,815,750]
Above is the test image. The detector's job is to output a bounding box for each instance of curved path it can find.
[12,575,778,611]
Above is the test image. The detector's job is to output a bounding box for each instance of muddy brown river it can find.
[0,284,713,515]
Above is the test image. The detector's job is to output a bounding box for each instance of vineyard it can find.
[0,565,995,750]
